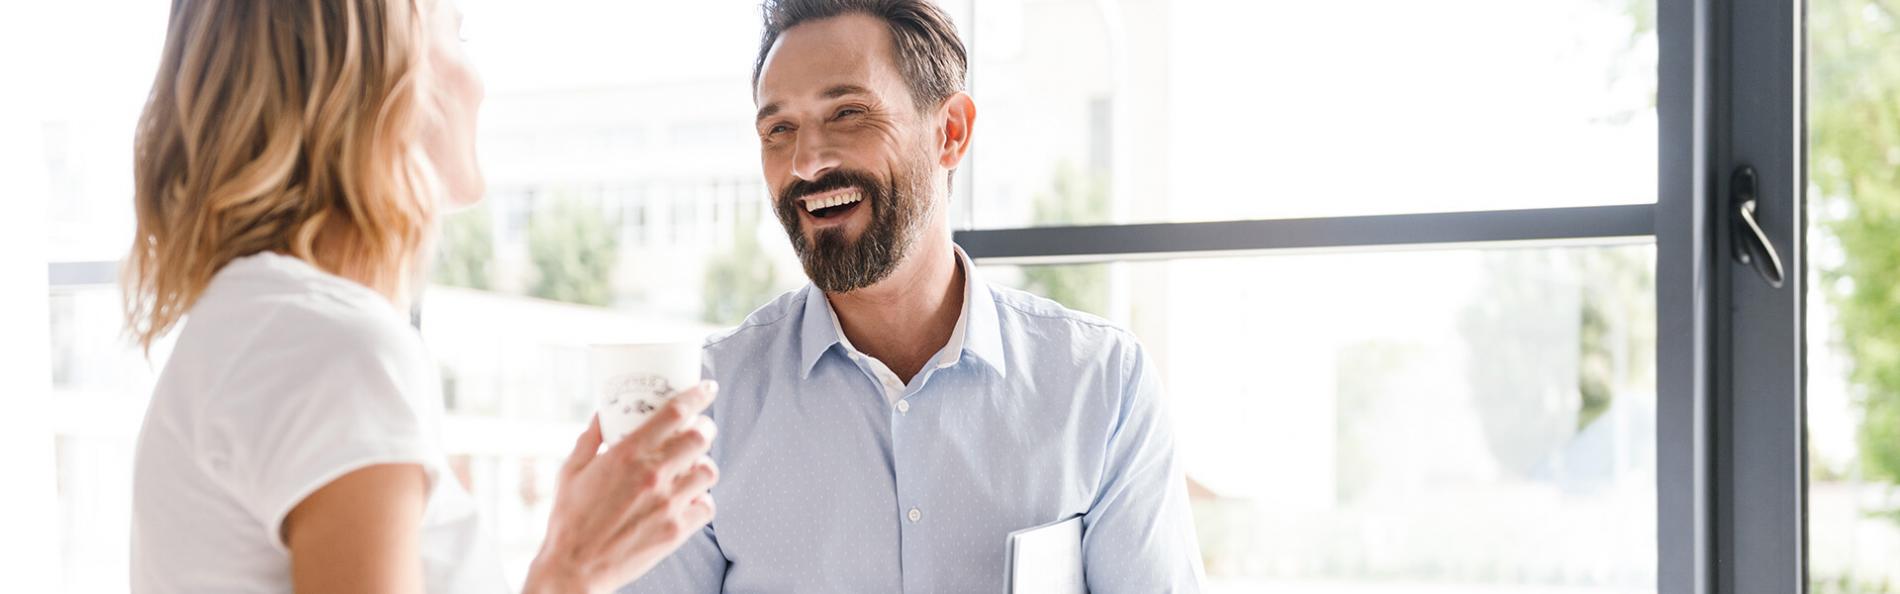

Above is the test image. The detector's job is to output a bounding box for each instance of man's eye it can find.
[835,108,862,119]
[768,124,791,135]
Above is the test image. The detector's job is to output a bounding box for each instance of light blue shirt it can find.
[621,248,1203,593]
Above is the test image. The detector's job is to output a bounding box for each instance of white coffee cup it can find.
[587,341,703,445]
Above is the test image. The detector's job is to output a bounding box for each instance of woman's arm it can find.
[283,464,429,594]
[267,381,714,588]
[275,382,718,594]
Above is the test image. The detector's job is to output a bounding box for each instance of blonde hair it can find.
[125,0,445,351]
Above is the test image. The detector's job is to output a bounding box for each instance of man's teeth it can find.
[804,191,864,213]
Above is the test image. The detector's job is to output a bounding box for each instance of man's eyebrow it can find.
[821,84,872,99]
[756,85,874,123]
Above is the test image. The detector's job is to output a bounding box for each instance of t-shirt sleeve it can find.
[194,319,439,552]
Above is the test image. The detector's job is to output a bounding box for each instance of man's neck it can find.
[828,237,964,384]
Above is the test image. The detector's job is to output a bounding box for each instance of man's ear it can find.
[935,92,976,170]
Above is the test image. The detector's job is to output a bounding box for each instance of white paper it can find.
[1005,515,1086,594]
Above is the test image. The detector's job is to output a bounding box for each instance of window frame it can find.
[40,0,1813,591]
[1706,0,1808,591]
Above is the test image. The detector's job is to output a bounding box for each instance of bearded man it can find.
[619,1,1203,591]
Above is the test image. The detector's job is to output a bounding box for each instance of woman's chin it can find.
[442,173,486,209]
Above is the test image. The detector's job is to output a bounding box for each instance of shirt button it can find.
[896,399,911,413]
[907,507,922,523]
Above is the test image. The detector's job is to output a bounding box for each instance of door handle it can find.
[1731,165,1786,289]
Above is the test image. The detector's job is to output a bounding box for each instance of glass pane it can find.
[981,245,1658,593]
[1807,0,1900,591]
[21,2,169,262]
[430,0,809,585]
[966,0,1658,228]
[18,2,176,589]
[46,285,159,593]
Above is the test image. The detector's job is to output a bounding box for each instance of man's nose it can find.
[789,133,839,183]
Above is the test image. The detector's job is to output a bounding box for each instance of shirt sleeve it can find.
[1081,340,1207,593]
[195,320,439,553]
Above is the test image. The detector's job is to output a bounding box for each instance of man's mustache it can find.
[778,170,884,207]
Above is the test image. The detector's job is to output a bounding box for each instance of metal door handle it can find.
[1731,165,1785,289]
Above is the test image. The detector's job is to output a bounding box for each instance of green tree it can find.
[1458,247,1655,477]
[1020,162,1111,316]
[432,206,495,291]
[1812,0,1900,500]
[702,220,782,325]
[1577,248,1656,430]
[527,195,619,306]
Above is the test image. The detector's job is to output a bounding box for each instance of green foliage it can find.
[527,195,619,306]
[1811,0,1900,492]
[432,207,495,291]
[1813,572,1897,594]
[702,221,781,325]
[1020,162,1111,316]
[1459,247,1655,476]
[1576,248,1656,430]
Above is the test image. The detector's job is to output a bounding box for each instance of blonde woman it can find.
[124,1,718,593]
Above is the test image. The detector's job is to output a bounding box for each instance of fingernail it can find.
[704,380,719,394]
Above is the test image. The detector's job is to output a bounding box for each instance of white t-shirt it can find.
[131,252,506,594]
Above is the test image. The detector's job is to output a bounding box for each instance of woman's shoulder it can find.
[199,252,419,350]
[175,252,431,399]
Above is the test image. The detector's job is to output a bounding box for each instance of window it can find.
[962,7,1665,589]
[983,246,1659,590]
[10,0,1825,592]
[8,1,170,591]
[425,2,804,579]
[965,0,1658,228]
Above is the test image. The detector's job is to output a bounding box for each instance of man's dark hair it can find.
[753,0,969,110]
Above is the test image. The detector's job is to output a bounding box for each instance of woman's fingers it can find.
[615,381,718,455]
[670,456,718,496]
[533,389,722,593]
[610,490,718,563]
[678,493,716,538]
[560,414,604,480]
[627,416,715,478]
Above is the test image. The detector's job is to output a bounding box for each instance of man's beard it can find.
[772,162,931,294]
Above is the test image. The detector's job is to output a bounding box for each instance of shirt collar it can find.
[797,245,1006,379]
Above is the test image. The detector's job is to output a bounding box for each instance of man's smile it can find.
[798,186,869,228]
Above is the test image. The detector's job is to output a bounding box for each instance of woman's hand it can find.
[523,381,720,594]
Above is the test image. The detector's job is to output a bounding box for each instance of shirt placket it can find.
[839,338,961,592]
[883,362,950,594]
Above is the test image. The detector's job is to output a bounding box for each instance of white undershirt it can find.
[130,252,505,594]
[826,254,973,405]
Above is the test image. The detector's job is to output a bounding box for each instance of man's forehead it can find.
[756,13,900,105]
